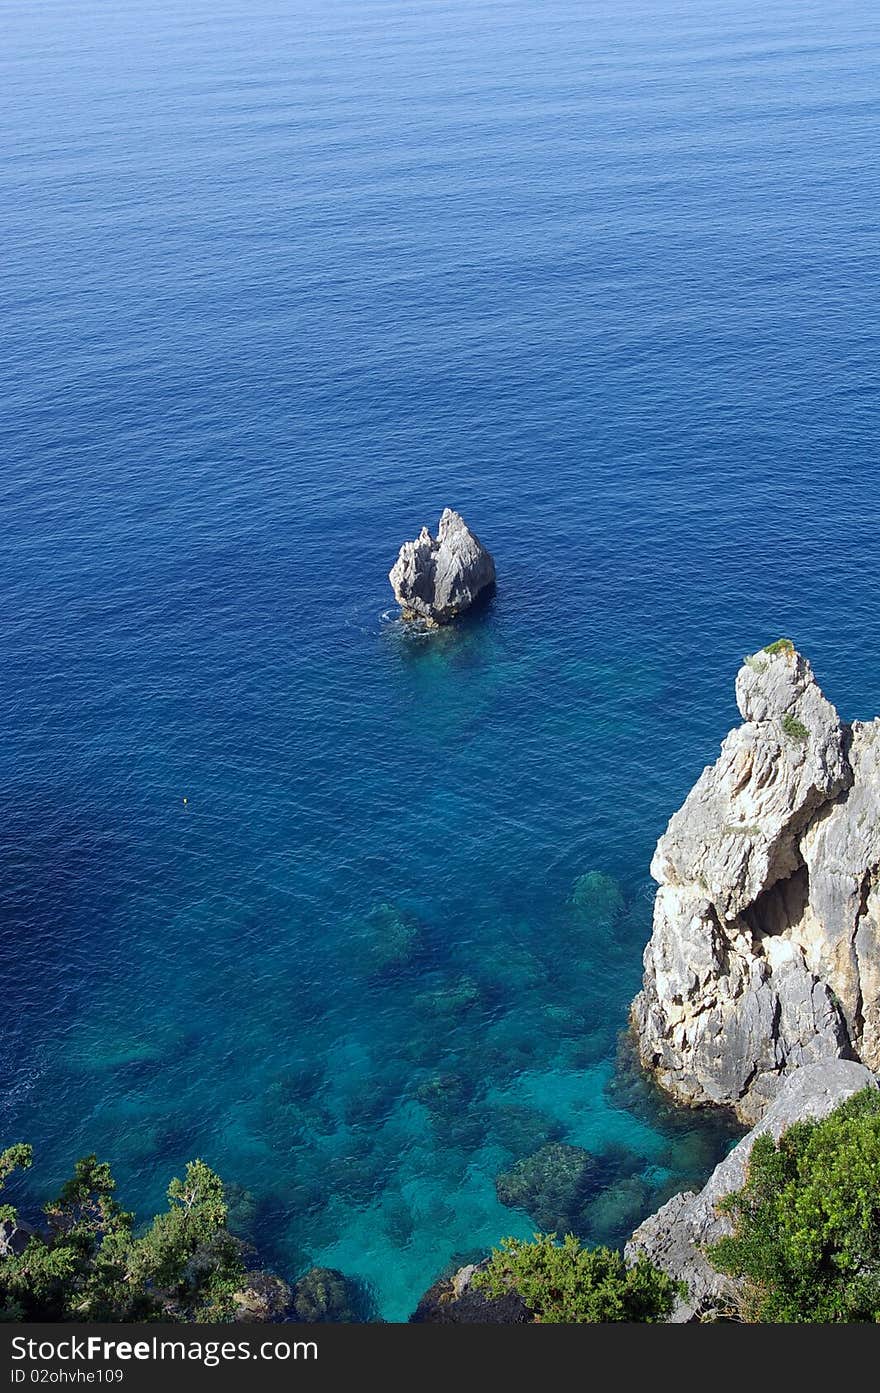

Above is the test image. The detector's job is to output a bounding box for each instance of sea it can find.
[2,0,879,1320]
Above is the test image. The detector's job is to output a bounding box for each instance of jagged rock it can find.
[625,1060,877,1321]
[389,508,495,624]
[232,1271,292,1322]
[650,645,849,920]
[0,1218,35,1258]
[632,643,880,1122]
[798,720,880,1069]
[410,1261,530,1323]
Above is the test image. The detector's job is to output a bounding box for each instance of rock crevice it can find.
[633,643,880,1123]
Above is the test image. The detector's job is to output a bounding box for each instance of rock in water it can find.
[632,641,880,1123]
[494,1142,600,1233]
[389,508,495,623]
[410,1261,530,1324]
[290,1266,375,1323]
[231,1272,293,1322]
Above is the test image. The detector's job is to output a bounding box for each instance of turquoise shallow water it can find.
[3,0,880,1319]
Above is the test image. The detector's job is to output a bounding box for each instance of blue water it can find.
[3,0,880,1320]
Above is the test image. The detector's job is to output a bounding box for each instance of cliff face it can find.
[632,643,880,1124]
[626,1059,878,1320]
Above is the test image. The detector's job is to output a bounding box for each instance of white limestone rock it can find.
[632,644,880,1123]
[798,720,880,1069]
[650,646,849,920]
[389,509,495,624]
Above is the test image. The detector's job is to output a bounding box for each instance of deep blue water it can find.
[3,0,880,1320]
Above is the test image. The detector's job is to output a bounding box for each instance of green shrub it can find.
[709,1088,880,1322]
[0,1146,245,1322]
[763,638,795,656]
[781,713,809,742]
[472,1232,682,1323]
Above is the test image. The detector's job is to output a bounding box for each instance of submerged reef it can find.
[290,1265,376,1323]
[570,870,626,927]
[495,1142,601,1234]
[633,644,880,1124]
[349,901,423,974]
[389,508,495,624]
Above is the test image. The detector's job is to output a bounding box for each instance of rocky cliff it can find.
[632,641,880,1123]
[389,508,495,623]
[626,1059,877,1320]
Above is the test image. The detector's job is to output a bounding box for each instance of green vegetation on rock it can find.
[709,1089,880,1322]
[763,638,795,656]
[472,1233,682,1323]
[781,712,809,742]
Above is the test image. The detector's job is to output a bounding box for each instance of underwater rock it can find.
[416,974,481,1018]
[223,1182,259,1237]
[626,1059,878,1321]
[410,1261,529,1324]
[583,1176,650,1246]
[342,1077,401,1129]
[495,1142,600,1233]
[570,870,625,925]
[556,1025,616,1073]
[389,508,496,624]
[606,1031,744,1169]
[258,1070,337,1147]
[272,1063,325,1100]
[412,1072,486,1148]
[352,901,421,973]
[488,1104,565,1157]
[381,1192,416,1247]
[412,1072,475,1121]
[290,1266,375,1323]
[322,1142,396,1208]
[631,644,880,1123]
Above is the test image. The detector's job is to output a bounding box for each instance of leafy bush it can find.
[709,1088,880,1322]
[0,1145,245,1322]
[781,713,809,742]
[763,638,795,656]
[472,1232,682,1323]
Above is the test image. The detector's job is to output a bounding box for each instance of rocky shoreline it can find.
[413,644,880,1321]
[625,1058,877,1320]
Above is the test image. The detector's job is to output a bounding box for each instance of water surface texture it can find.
[3,0,880,1319]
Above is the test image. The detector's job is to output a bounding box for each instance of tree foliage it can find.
[472,1232,681,1323]
[0,1145,245,1322]
[709,1088,880,1322]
